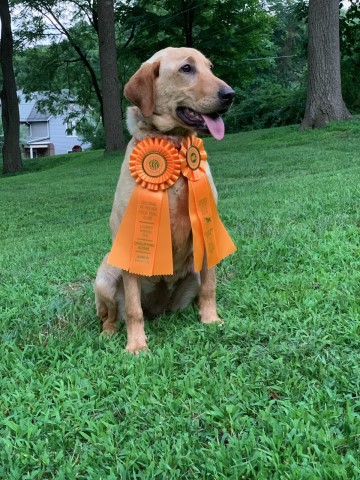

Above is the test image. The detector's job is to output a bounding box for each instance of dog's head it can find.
[124,47,235,140]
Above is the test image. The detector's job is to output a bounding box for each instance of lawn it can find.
[1,120,360,479]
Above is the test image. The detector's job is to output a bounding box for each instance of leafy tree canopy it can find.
[117,0,273,86]
[7,0,360,143]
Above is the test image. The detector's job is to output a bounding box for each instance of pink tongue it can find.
[201,114,225,141]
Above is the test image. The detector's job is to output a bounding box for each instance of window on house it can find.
[66,120,77,137]
[31,122,48,138]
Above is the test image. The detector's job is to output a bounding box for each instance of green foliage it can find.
[1,120,360,477]
[79,120,106,150]
[340,2,360,112]
[265,1,307,85]
[222,0,308,131]
[117,0,273,86]
[224,81,306,131]
[8,0,360,138]
[14,22,101,127]
[14,0,274,130]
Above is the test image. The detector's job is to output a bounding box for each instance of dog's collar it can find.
[134,134,187,151]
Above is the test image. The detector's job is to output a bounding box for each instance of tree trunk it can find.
[97,0,126,152]
[182,0,194,47]
[301,0,351,128]
[0,0,22,174]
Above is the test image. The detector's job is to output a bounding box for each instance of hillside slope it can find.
[1,120,360,478]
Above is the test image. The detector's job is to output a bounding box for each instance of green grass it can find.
[1,120,360,479]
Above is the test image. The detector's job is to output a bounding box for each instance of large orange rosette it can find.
[180,135,236,272]
[108,138,180,276]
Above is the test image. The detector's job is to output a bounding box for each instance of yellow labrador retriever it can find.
[94,47,235,353]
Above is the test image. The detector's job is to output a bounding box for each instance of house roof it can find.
[18,91,52,123]
[27,104,51,122]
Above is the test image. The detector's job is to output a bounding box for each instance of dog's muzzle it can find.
[218,87,235,107]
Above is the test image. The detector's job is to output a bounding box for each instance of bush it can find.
[224,82,306,133]
[77,120,105,150]
[79,119,131,150]
[342,57,360,114]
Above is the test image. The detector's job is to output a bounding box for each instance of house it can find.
[18,92,90,159]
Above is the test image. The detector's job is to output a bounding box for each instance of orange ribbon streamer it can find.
[108,135,236,276]
[180,135,237,271]
[108,138,180,276]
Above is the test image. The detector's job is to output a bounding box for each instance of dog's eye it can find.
[180,64,193,73]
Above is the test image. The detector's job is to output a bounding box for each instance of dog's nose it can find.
[218,86,235,104]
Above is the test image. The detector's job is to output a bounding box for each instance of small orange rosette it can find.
[179,135,208,181]
[179,135,237,272]
[108,138,180,276]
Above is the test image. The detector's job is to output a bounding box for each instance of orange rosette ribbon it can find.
[108,138,180,276]
[180,135,237,272]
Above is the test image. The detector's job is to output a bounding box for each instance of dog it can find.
[94,47,235,353]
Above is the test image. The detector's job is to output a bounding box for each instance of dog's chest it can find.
[168,176,192,251]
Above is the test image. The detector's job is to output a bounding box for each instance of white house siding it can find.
[48,116,87,154]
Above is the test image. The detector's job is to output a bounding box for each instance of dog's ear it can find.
[124,61,160,117]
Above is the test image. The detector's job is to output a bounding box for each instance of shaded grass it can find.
[1,120,360,478]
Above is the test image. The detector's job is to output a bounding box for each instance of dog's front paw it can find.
[200,304,223,325]
[200,314,224,325]
[125,336,148,355]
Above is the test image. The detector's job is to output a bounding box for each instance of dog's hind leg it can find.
[169,272,200,312]
[94,254,124,334]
